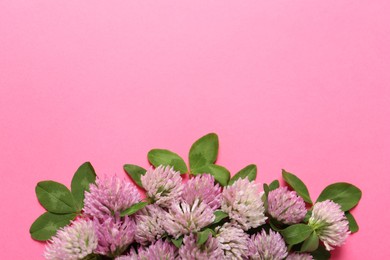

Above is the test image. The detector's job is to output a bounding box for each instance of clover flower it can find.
[248,229,288,260]
[216,223,249,259]
[114,249,138,260]
[286,252,314,260]
[164,199,214,239]
[221,178,267,230]
[179,233,224,260]
[84,176,140,219]
[115,254,137,260]
[137,240,179,259]
[44,219,98,260]
[308,200,350,251]
[135,204,166,245]
[182,174,222,210]
[94,215,136,257]
[141,165,183,207]
[267,186,307,224]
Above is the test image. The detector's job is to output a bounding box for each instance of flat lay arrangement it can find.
[30,133,362,260]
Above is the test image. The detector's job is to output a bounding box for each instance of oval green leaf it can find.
[36,181,77,214]
[197,229,213,246]
[120,201,148,217]
[316,182,362,211]
[282,170,312,204]
[269,180,280,191]
[172,237,183,248]
[195,164,230,186]
[228,164,257,185]
[30,212,76,241]
[213,210,229,224]
[123,164,146,188]
[71,162,96,211]
[189,133,219,171]
[346,211,359,233]
[310,244,331,260]
[301,232,319,252]
[148,149,188,173]
[280,224,313,245]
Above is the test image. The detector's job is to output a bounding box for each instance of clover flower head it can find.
[44,219,98,260]
[182,174,222,210]
[94,215,136,257]
[308,200,350,251]
[164,199,215,239]
[84,176,140,219]
[221,177,267,230]
[286,252,314,260]
[216,223,249,260]
[141,165,183,207]
[137,240,179,260]
[248,229,288,260]
[135,204,166,245]
[267,186,307,224]
[179,233,224,260]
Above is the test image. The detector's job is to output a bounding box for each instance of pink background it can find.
[1,1,389,259]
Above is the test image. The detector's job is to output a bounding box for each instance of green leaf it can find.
[194,164,230,186]
[316,182,362,211]
[81,254,102,260]
[123,164,146,188]
[148,149,188,173]
[120,202,148,217]
[346,211,359,233]
[301,232,319,252]
[304,210,312,222]
[171,237,183,248]
[269,219,284,232]
[280,224,313,245]
[189,133,219,171]
[262,184,269,210]
[228,164,257,185]
[282,170,312,204]
[263,183,270,196]
[30,212,76,241]
[197,229,213,246]
[71,162,96,211]
[213,210,229,224]
[269,180,280,190]
[311,244,331,260]
[36,181,77,214]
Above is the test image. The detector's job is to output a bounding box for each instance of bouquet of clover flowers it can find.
[30,133,362,260]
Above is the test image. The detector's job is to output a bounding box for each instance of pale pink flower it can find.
[44,219,98,260]
[308,200,350,251]
[182,174,222,210]
[138,240,179,259]
[94,215,136,257]
[164,199,215,239]
[221,178,266,230]
[141,166,183,207]
[286,252,314,260]
[179,233,224,260]
[135,204,166,245]
[216,223,249,259]
[248,229,288,260]
[84,176,140,219]
[267,187,307,224]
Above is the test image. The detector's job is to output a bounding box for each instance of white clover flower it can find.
[216,223,249,259]
[164,199,215,239]
[221,178,267,230]
[44,219,98,260]
[308,200,350,251]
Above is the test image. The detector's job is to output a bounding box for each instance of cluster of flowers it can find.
[44,165,351,260]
